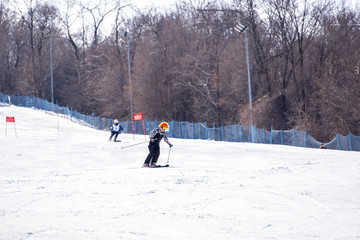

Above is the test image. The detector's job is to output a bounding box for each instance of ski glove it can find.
[169,143,173,148]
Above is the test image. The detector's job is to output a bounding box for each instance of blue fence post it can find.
[151,119,153,134]
[229,125,232,142]
[170,120,174,137]
[192,121,194,139]
[127,120,130,133]
[336,133,339,150]
[17,93,20,106]
[198,122,201,139]
[213,122,215,140]
[234,123,237,142]
[270,126,273,144]
[254,126,256,143]
[280,129,283,145]
[234,124,237,142]
[221,124,224,141]
[304,130,307,147]
[292,128,295,146]
[205,122,208,139]
[349,132,352,151]
[240,125,242,142]
[263,128,265,143]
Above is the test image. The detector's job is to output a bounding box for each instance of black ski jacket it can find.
[149,127,169,146]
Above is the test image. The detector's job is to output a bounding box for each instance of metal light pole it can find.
[49,29,54,103]
[124,31,133,120]
[235,23,253,142]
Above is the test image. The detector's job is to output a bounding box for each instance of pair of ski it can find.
[143,164,169,168]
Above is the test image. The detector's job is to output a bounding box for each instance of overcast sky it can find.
[131,0,177,10]
[8,0,359,38]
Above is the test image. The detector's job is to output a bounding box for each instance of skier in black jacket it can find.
[143,121,173,167]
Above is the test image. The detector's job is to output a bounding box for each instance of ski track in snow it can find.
[1,105,360,240]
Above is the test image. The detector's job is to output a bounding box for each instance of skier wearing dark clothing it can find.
[143,122,173,167]
[109,119,124,142]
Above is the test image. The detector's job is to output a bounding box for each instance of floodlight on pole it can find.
[234,23,253,143]
[234,23,248,33]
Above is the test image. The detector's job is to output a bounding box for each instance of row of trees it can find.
[0,0,359,141]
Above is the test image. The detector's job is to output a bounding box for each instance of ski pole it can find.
[121,141,147,149]
[167,147,172,164]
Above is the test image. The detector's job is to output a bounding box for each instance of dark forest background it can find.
[0,0,359,142]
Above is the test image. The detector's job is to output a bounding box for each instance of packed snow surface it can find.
[1,105,360,240]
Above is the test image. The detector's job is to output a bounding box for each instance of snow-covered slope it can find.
[1,105,360,240]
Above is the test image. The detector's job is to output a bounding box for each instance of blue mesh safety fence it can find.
[1,93,359,151]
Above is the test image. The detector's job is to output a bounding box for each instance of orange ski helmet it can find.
[159,121,169,130]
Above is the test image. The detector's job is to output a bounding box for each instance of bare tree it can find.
[305,7,360,140]
[0,3,19,94]
[81,0,117,47]
[10,0,58,99]
[58,0,88,111]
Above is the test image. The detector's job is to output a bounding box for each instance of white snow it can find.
[1,105,360,240]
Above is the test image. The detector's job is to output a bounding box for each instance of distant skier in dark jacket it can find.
[143,121,173,167]
[320,143,327,149]
[109,119,123,142]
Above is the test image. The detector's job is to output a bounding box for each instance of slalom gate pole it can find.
[167,147,172,164]
[121,141,147,149]
[14,122,17,138]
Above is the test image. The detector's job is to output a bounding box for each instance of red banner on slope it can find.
[6,117,15,123]
[132,112,146,140]
[133,112,143,121]
[5,116,17,138]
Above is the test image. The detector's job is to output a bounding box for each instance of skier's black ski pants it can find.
[144,144,160,165]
